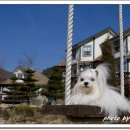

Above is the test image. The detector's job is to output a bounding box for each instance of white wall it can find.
[127,36,130,53]
[81,41,93,61]
[14,70,24,79]
[94,33,111,59]
[75,48,81,60]
[80,32,114,62]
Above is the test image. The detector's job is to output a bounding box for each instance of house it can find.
[2,66,49,86]
[71,27,117,77]
[101,28,130,73]
[42,61,66,83]
[0,66,49,100]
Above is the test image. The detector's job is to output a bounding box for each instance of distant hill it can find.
[0,68,12,81]
[42,62,66,79]
[42,66,65,79]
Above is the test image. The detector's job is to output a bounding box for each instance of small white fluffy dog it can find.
[70,63,130,116]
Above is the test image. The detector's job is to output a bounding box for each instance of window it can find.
[113,40,120,53]
[82,45,91,57]
[17,73,23,79]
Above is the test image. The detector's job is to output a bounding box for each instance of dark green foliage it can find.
[3,85,29,101]
[3,74,27,101]
[3,68,39,104]
[101,41,118,87]
[42,66,65,79]
[22,69,39,104]
[41,68,65,101]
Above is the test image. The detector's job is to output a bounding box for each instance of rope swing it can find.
[65,4,74,105]
[65,4,125,105]
[41,4,127,118]
[119,4,124,97]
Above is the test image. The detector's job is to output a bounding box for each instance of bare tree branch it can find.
[18,53,36,69]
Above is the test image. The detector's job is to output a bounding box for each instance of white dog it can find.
[70,63,130,116]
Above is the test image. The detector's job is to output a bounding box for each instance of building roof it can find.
[56,61,66,67]
[99,28,130,51]
[13,66,26,73]
[1,79,12,84]
[123,28,130,37]
[33,71,49,85]
[103,28,130,43]
[72,27,117,50]
[1,67,49,85]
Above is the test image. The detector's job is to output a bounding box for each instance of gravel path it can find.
[0,117,6,124]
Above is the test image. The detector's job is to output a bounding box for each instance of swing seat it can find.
[42,105,129,117]
[42,105,105,117]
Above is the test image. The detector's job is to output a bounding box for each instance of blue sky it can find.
[0,4,129,72]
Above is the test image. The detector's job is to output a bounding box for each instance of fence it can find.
[116,72,130,97]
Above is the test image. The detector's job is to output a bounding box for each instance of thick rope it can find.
[65,4,74,105]
[119,4,124,97]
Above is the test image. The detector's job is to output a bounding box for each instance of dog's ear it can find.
[95,70,98,77]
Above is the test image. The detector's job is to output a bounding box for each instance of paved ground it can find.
[0,117,6,124]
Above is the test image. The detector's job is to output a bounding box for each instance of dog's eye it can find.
[90,78,95,81]
[80,78,84,81]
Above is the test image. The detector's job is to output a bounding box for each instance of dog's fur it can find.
[70,63,130,116]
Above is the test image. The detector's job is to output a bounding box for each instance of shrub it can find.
[15,105,34,117]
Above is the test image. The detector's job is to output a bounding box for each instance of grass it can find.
[15,105,34,117]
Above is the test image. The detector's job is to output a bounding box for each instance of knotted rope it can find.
[119,4,124,97]
[65,4,74,105]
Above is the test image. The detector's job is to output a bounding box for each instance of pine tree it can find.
[3,75,25,102]
[23,68,38,104]
[100,40,118,87]
[3,68,39,104]
[41,68,65,101]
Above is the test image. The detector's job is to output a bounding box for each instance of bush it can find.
[15,105,34,117]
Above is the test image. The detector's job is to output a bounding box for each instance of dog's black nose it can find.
[84,82,88,86]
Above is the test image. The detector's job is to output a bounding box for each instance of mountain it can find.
[0,68,12,82]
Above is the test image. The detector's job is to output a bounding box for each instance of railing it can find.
[116,72,130,97]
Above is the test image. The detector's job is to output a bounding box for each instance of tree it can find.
[3,75,27,104]
[23,68,39,104]
[18,53,36,69]
[100,40,118,87]
[41,68,65,101]
[3,68,39,105]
